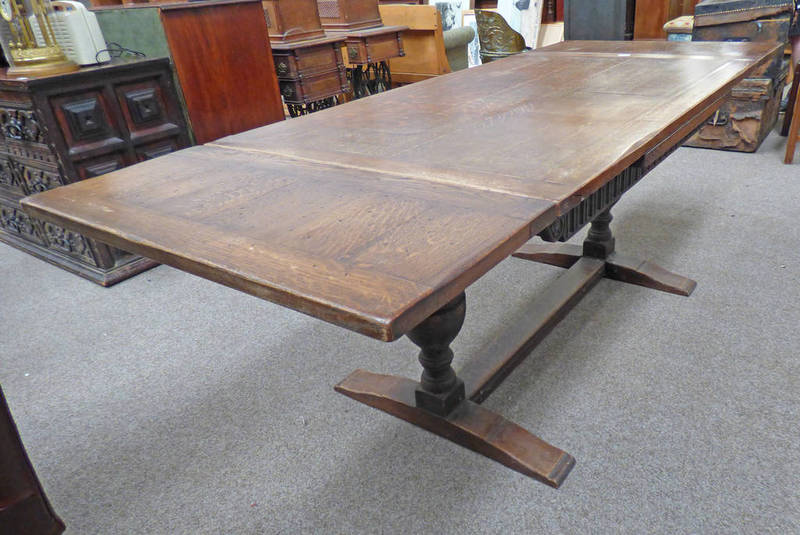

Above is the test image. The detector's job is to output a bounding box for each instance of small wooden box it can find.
[344,26,405,65]
[263,0,326,42]
[317,0,382,31]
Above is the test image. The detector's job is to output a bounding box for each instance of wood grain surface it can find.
[22,146,554,341]
[21,41,779,341]
[213,41,780,210]
[159,0,285,144]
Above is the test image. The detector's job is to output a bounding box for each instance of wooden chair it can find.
[782,61,800,163]
[378,4,453,85]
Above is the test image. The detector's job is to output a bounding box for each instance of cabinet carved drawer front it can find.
[13,161,64,194]
[51,91,125,159]
[135,139,179,162]
[0,197,46,245]
[0,157,25,197]
[40,220,98,266]
[116,80,175,133]
[75,153,127,180]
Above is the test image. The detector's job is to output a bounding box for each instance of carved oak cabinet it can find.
[0,58,189,285]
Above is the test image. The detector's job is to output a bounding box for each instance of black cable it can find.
[95,42,146,63]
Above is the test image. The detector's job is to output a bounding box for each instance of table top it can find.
[22,41,779,342]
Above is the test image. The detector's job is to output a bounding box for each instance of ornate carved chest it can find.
[0,58,190,285]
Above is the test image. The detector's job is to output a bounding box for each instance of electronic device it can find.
[49,0,109,65]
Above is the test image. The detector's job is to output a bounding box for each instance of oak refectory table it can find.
[20,41,779,490]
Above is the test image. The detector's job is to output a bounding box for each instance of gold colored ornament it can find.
[1,0,77,76]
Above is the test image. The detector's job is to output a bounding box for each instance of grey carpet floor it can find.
[2,129,799,534]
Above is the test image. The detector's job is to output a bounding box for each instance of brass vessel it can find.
[0,0,78,76]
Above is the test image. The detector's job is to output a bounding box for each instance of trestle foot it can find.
[335,370,575,488]
[335,209,692,488]
[514,243,696,297]
[515,207,695,296]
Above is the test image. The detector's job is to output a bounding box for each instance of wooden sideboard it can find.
[0,59,190,285]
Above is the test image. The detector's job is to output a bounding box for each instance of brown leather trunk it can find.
[692,15,791,42]
[0,386,65,535]
[685,68,787,151]
[688,1,790,152]
[693,0,793,26]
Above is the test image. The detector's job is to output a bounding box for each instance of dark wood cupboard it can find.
[0,59,190,285]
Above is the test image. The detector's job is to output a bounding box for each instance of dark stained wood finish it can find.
[335,369,576,488]
[783,61,800,163]
[23,145,555,342]
[408,292,467,416]
[0,59,189,285]
[159,0,284,144]
[21,41,777,337]
[19,41,778,489]
[514,242,697,296]
[0,386,65,535]
[339,204,694,484]
[460,256,606,403]
[212,41,781,214]
[781,60,800,138]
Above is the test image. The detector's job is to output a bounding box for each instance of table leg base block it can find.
[513,243,696,297]
[335,369,576,488]
[415,379,465,417]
